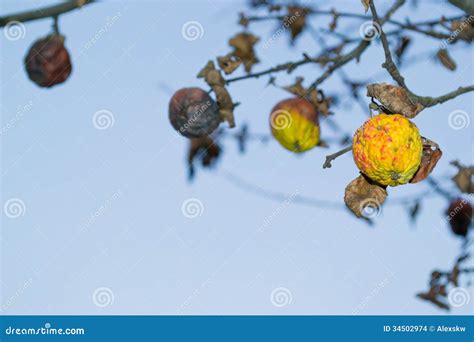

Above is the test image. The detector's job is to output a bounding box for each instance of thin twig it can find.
[323,145,352,169]
[0,0,96,27]
[245,9,462,39]
[52,15,60,35]
[226,54,331,84]
[426,177,455,200]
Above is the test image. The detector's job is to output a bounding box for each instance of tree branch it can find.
[448,0,474,15]
[225,54,331,85]
[245,9,462,40]
[369,0,474,108]
[415,86,474,107]
[307,0,406,92]
[369,0,408,89]
[0,0,96,27]
[323,145,352,169]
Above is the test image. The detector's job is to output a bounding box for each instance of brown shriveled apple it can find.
[446,198,472,237]
[169,87,220,138]
[24,35,72,88]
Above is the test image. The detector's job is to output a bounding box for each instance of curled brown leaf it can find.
[188,136,221,180]
[451,19,474,41]
[285,6,310,43]
[451,160,474,193]
[410,137,443,184]
[229,32,259,73]
[283,78,333,116]
[344,174,387,218]
[367,83,424,118]
[437,48,457,71]
[197,61,236,128]
[217,54,242,75]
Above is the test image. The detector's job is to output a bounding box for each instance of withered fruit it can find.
[24,34,72,88]
[169,87,220,138]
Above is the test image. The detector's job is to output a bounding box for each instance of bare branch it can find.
[0,0,96,27]
[369,0,408,89]
[448,0,474,15]
[369,0,474,109]
[307,0,406,92]
[225,54,331,85]
[415,86,474,107]
[323,145,352,169]
[245,9,462,40]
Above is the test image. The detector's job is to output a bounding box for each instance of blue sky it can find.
[1,0,472,315]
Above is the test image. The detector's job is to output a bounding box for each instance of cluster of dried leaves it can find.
[187,124,269,180]
[240,4,311,44]
[451,160,474,194]
[198,61,236,128]
[417,254,472,311]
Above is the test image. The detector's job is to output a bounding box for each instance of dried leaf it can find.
[269,5,282,12]
[344,174,387,218]
[229,32,259,73]
[437,48,457,71]
[217,54,242,75]
[367,83,424,118]
[188,136,221,180]
[451,161,474,194]
[197,61,236,128]
[329,9,338,32]
[284,6,310,43]
[235,123,249,153]
[395,36,411,61]
[451,19,474,41]
[361,0,370,12]
[416,289,450,311]
[449,265,460,287]
[283,78,333,116]
[409,201,421,223]
[410,137,442,183]
[283,77,307,97]
[238,12,249,28]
